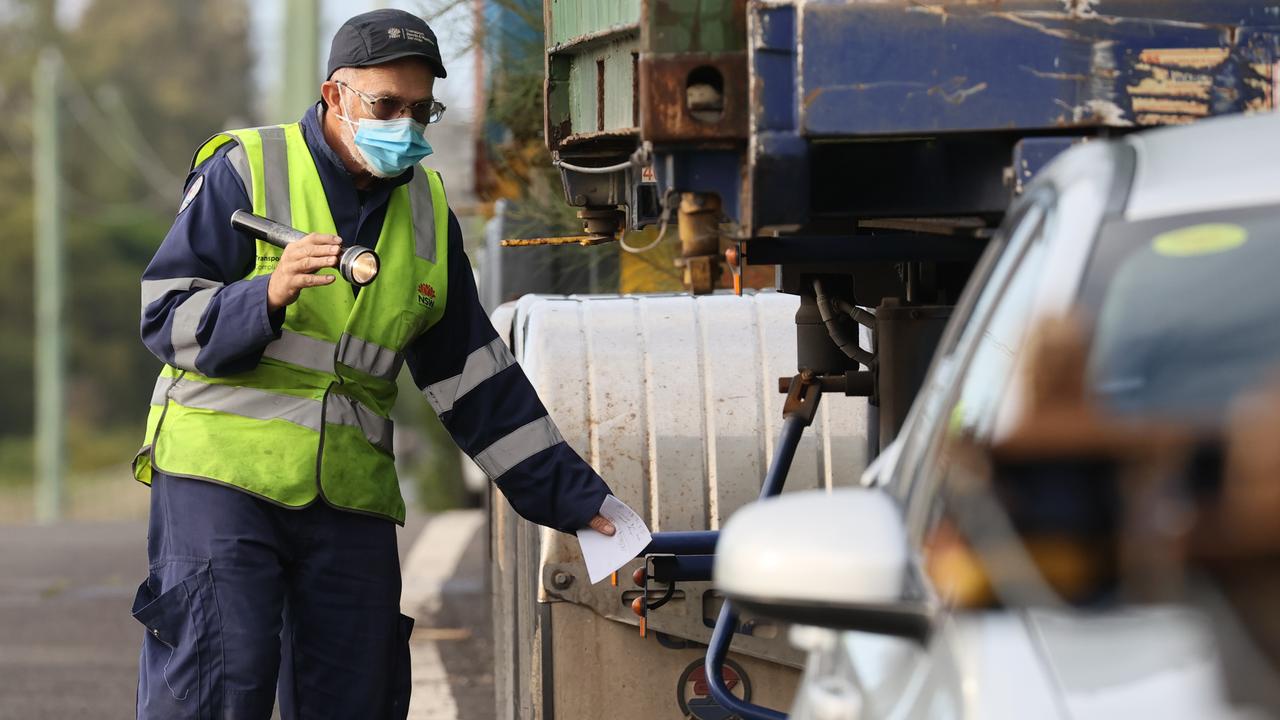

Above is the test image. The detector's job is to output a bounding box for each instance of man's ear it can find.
[320,80,342,110]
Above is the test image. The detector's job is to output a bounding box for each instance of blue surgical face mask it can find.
[337,87,434,178]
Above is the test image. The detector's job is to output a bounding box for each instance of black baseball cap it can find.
[326,9,448,80]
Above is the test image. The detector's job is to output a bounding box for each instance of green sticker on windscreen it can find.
[1152,223,1247,257]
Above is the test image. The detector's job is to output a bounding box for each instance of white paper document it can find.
[576,495,652,584]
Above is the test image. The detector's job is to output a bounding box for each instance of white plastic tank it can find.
[490,291,870,720]
[509,291,868,527]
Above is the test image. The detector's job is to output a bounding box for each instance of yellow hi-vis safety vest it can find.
[133,122,450,524]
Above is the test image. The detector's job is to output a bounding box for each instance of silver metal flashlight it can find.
[230,209,380,287]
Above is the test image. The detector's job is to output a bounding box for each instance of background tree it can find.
[0,0,254,495]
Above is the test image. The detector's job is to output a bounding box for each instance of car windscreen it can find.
[1080,203,1280,426]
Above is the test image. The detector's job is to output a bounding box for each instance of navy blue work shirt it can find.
[140,103,610,533]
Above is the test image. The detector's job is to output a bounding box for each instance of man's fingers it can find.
[588,514,616,536]
[284,244,339,264]
[266,235,342,311]
[297,273,336,287]
[298,255,339,273]
[300,232,342,246]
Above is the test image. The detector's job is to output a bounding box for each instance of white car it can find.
[716,111,1280,719]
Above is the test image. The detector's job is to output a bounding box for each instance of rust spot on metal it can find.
[596,59,607,132]
[1134,113,1199,126]
[1131,97,1209,116]
[1053,98,1133,127]
[906,4,949,20]
[1138,47,1230,69]
[1020,65,1091,82]
[1127,77,1212,101]
[1245,62,1279,111]
[639,52,749,143]
[548,118,574,149]
[1122,46,1263,127]
[990,12,1090,42]
[557,128,639,149]
[632,52,640,127]
[1062,0,1099,18]
[501,235,616,247]
[548,23,640,54]
[929,80,988,104]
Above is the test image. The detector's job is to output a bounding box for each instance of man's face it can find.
[321,59,437,175]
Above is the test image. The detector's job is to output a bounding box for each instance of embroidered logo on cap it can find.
[387,27,434,45]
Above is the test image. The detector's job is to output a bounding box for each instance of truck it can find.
[492,2,1280,718]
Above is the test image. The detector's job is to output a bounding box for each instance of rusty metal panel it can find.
[795,0,1280,136]
[638,51,750,143]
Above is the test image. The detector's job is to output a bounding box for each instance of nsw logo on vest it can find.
[417,282,437,309]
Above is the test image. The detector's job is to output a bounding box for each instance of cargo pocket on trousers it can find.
[132,560,223,716]
[390,613,415,720]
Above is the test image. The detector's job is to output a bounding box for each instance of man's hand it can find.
[267,233,342,312]
[588,514,616,536]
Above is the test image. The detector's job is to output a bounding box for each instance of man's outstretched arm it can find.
[404,210,615,535]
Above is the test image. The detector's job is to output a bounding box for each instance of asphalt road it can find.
[0,508,460,719]
[403,510,495,720]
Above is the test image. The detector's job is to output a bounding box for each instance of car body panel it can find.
[784,111,1280,719]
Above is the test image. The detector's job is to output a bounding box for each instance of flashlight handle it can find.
[230,209,307,249]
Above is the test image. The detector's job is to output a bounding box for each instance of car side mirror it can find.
[715,488,934,642]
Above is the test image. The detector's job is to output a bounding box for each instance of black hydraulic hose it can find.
[813,278,874,367]
[833,296,877,330]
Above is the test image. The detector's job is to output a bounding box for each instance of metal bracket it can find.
[781,370,822,426]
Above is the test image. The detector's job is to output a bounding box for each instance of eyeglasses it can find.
[336,80,447,125]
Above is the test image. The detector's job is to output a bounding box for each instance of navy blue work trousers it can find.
[132,472,414,719]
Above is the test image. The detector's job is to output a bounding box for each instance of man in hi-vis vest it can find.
[133,10,616,719]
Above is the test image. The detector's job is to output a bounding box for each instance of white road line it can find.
[403,509,485,720]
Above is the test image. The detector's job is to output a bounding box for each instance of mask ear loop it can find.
[334,82,363,136]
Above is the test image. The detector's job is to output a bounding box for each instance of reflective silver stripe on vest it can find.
[261,331,403,380]
[423,338,515,415]
[160,377,392,452]
[141,277,224,310]
[167,378,321,431]
[326,394,394,454]
[473,416,563,480]
[338,335,402,381]
[150,375,177,406]
[409,169,436,263]
[259,126,291,226]
[170,287,221,371]
[262,330,336,374]
[225,143,252,195]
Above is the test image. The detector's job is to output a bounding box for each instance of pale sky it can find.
[250,0,478,119]
[53,0,477,120]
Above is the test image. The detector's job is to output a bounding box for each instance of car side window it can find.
[899,193,1055,536]
[881,202,1033,499]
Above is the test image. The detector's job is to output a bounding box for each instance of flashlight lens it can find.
[350,251,379,286]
